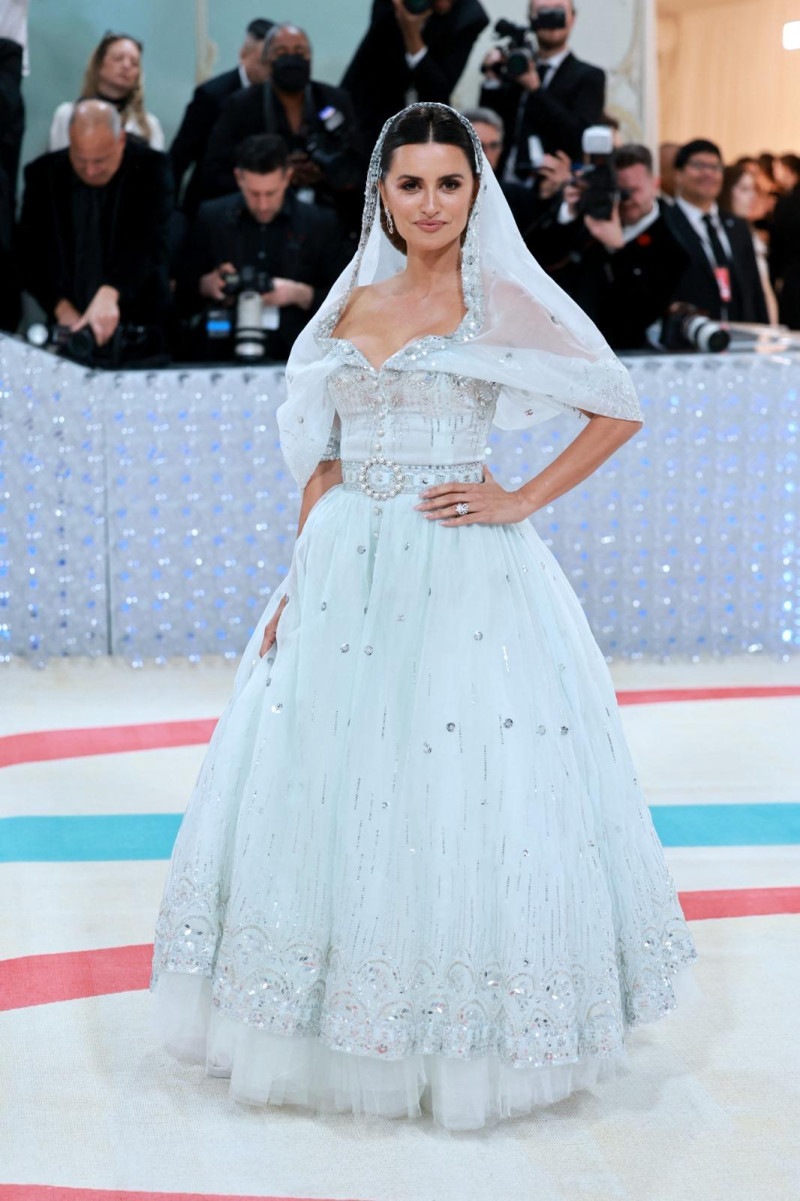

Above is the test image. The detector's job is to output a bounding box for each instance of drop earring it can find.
[386,207,394,235]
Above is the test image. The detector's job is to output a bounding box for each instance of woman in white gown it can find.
[151,104,699,1131]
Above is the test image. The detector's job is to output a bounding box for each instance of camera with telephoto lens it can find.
[571,126,631,222]
[305,106,354,190]
[27,320,163,367]
[659,303,730,354]
[205,265,276,359]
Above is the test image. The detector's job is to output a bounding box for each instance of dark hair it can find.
[674,138,722,170]
[758,152,775,180]
[719,163,752,215]
[378,105,479,254]
[779,153,800,181]
[613,143,653,173]
[246,18,273,40]
[234,133,289,174]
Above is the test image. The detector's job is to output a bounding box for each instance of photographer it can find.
[462,106,571,249]
[19,100,171,364]
[548,143,690,350]
[479,0,605,178]
[180,134,343,362]
[198,24,364,235]
[341,0,489,147]
[170,18,273,217]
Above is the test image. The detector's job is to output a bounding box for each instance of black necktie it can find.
[537,61,551,85]
[701,213,730,268]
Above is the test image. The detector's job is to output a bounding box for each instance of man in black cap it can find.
[342,0,489,147]
[170,18,273,216]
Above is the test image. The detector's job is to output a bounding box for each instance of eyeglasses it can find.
[685,159,724,174]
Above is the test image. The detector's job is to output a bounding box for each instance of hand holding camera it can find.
[199,261,236,303]
[287,150,323,189]
[261,279,314,311]
[67,285,121,347]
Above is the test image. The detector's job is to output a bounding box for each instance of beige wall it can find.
[658,0,800,158]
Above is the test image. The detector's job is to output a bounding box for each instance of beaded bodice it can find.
[321,340,500,467]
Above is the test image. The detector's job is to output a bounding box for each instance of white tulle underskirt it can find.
[151,968,701,1130]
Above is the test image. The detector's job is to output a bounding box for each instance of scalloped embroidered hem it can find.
[151,966,702,1130]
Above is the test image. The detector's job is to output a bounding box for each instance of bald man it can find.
[19,98,172,358]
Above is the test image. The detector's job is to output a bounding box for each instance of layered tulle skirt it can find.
[151,482,699,1129]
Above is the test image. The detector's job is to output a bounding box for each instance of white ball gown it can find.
[150,330,700,1130]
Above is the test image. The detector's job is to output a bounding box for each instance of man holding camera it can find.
[198,24,364,235]
[548,142,690,350]
[19,99,172,361]
[181,134,342,362]
[480,0,605,179]
[342,0,489,147]
[170,18,273,217]
[663,139,768,325]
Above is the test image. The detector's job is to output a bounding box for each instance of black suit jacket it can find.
[182,191,344,359]
[19,140,172,322]
[199,80,364,208]
[341,0,489,146]
[663,202,768,324]
[769,187,800,329]
[170,67,244,214]
[480,52,605,172]
[549,202,691,350]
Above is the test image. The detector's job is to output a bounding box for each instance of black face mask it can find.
[271,55,311,93]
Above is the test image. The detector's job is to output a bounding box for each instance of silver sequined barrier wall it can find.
[1,336,798,663]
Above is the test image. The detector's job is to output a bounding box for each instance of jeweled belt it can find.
[341,457,484,501]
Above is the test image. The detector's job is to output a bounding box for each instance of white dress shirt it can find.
[675,197,734,267]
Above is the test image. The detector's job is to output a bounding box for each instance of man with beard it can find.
[341,0,489,147]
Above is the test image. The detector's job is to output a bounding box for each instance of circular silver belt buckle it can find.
[358,456,405,500]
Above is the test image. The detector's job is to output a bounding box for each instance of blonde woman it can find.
[48,32,164,151]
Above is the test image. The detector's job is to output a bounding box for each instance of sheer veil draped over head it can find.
[278,102,643,491]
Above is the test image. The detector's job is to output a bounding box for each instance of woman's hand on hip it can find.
[413,465,534,526]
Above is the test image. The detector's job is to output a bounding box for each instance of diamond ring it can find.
[455,501,469,516]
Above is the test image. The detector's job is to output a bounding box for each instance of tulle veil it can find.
[277,101,643,491]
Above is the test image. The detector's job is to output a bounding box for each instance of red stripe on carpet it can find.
[3,886,799,1013]
[0,944,152,1011]
[614,685,800,706]
[2,687,798,770]
[0,720,218,768]
[0,1187,365,1201]
[679,886,800,920]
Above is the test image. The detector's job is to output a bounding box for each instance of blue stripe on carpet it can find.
[0,805,799,862]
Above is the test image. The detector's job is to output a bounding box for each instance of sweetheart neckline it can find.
[325,308,472,373]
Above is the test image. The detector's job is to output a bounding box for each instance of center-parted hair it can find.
[378,105,479,253]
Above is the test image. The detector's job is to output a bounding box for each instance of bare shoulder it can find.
[332,282,393,334]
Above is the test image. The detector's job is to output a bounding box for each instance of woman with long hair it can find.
[721,162,778,324]
[150,103,700,1130]
[48,32,164,152]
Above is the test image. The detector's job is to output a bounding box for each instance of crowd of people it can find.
[1,1,800,367]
